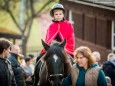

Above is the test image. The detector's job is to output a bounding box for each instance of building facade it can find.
[60,0,115,62]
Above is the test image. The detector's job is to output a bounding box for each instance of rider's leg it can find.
[68,54,75,66]
[36,53,45,62]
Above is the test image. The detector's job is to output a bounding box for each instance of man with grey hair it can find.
[92,51,101,66]
[8,45,25,86]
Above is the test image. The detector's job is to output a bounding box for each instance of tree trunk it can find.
[22,37,27,56]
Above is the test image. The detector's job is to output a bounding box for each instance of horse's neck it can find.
[64,62,71,77]
[40,57,45,62]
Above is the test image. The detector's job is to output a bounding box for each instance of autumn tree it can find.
[0,0,58,56]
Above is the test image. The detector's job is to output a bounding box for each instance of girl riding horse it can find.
[37,3,75,61]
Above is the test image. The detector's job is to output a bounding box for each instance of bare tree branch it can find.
[1,0,57,56]
[22,0,34,33]
[23,0,53,33]
[34,0,53,17]
[25,0,34,40]
[25,0,29,18]
[7,9,23,33]
[3,0,23,33]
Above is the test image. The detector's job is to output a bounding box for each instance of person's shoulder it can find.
[102,61,114,70]
[50,22,55,25]
[64,20,74,29]
[64,20,71,24]
[91,63,101,70]
[0,58,4,63]
[8,55,17,62]
[103,61,112,66]
[6,59,11,64]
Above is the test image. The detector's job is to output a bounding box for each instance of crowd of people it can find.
[0,38,35,86]
[0,3,115,86]
[0,38,115,86]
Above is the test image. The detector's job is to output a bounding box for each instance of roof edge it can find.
[67,0,115,11]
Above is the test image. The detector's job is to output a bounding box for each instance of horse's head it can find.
[42,39,70,86]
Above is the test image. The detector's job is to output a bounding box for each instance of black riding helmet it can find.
[50,3,66,17]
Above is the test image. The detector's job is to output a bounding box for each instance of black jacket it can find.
[8,53,25,86]
[102,61,115,86]
[0,58,17,86]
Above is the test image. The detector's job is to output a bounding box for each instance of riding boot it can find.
[36,53,45,62]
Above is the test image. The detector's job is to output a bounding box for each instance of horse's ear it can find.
[60,39,66,48]
[41,39,50,51]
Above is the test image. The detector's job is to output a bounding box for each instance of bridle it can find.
[44,45,66,85]
[48,73,64,85]
[46,58,64,85]
[49,74,63,77]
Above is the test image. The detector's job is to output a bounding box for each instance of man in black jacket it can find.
[0,38,17,86]
[8,45,25,86]
[102,53,115,86]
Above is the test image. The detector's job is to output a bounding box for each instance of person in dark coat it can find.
[0,38,17,86]
[102,53,115,86]
[8,45,25,86]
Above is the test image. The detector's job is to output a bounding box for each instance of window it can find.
[69,10,74,24]
[112,20,115,50]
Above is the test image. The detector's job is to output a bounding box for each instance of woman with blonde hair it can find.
[62,46,107,86]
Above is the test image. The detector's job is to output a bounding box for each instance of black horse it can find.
[33,39,71,86]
